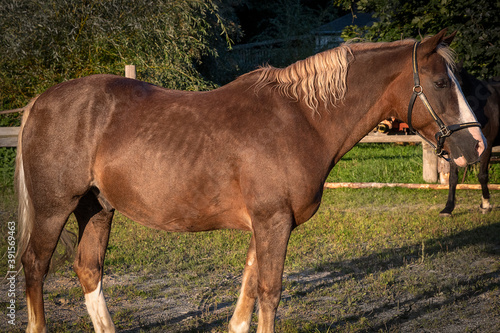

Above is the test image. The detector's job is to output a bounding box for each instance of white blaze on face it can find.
[448,68,486,166]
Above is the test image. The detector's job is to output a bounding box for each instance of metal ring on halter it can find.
[413,85,423,94]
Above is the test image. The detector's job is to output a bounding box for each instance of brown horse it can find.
[439,68,500,216]
[16,29,485,333]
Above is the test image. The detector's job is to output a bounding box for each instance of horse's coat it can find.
[17,30,485,333]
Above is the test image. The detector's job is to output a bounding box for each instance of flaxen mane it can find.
[253,45,352,113]
[436,43,457,71]
[252,37,456,114]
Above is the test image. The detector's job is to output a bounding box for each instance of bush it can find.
[0,0,233,116]
[0,148,16,192]
[336,0,500,79]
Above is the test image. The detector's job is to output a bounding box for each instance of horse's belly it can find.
[118,202,253,232]
[94,169,253,232]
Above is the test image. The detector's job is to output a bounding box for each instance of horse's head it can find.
[403,29,486,167]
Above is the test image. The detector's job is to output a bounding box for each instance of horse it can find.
[439,69,500,217]
[16,29,485,333]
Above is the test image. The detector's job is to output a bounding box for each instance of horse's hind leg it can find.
[73,191,115,333]
[22,207,77,333]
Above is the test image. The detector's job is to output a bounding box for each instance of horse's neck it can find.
[313,48,407,165]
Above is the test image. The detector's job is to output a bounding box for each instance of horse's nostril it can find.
[476,140,485,158]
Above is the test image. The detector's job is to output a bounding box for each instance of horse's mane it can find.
[252,45,352,113]
[250,37,456,114]
[436,44,457,71]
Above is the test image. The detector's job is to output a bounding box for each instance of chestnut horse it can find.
[16,30,485,333]
[439,69,500,216]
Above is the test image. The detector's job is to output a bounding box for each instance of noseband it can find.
[407,41,481,158]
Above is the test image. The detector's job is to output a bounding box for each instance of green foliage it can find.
[335,0,500,79]
[0,0,233,114]
[247,0,338,42]
[0,148,16,192]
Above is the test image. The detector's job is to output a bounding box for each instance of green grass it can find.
[328,143,423,183]
[328,143,500,184]
[1,143,499,332]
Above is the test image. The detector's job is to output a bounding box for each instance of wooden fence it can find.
[0,127,18,147]
[360,133,442,183]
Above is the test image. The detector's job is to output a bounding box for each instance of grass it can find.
[328,143,500,184]
[328,143,423,183]
[1,143,499,332]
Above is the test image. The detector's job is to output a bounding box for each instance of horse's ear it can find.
[419,28,449,55]
[442,31,457,46]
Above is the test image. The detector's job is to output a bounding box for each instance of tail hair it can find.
[15,97,38,269]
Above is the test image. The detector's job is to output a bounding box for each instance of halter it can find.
[407,41,481,157]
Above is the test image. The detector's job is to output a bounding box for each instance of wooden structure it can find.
[360,132,439,182]
[324,182,500,190]
[0,127,18,147]
[124,65,136,79]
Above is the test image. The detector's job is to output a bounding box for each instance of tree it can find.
[335,0,500,79]
[231,0,339,43]
[0,0,235,115]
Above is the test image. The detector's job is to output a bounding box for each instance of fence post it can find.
[422,141,438,183]
[125,65,136,79]
[438,159,450,185]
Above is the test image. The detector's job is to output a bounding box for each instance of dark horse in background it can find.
[439,69,500,216]
[16,30,485,333]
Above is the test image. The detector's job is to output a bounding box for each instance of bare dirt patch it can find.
[2,200,499,332]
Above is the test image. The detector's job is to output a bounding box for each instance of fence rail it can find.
[0,127,19,147]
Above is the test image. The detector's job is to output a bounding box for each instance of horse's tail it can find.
[15,97,38,268]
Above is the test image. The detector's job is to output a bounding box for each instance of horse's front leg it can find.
[477,146,493,213]
[230,212,292,333]
[254,213,293,333]
[440,163,459,217]
[229,235,258,333]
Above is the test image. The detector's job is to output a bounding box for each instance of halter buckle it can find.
[413,85,423,95]
[439,126,452,138]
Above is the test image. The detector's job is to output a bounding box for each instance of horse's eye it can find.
[434,79,448,89]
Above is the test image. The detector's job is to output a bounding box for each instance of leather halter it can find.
[407,41,481,157]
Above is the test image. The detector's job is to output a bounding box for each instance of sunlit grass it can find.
[329,143,500,184]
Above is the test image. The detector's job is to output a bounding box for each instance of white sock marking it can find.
[85,281,115,333]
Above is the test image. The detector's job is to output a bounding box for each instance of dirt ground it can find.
[2,201,499,332]
[2,249,499,332]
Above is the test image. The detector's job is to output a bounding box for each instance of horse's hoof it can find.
[439,212,452,217]
[480,199,492,214]
[480,206,492,214]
